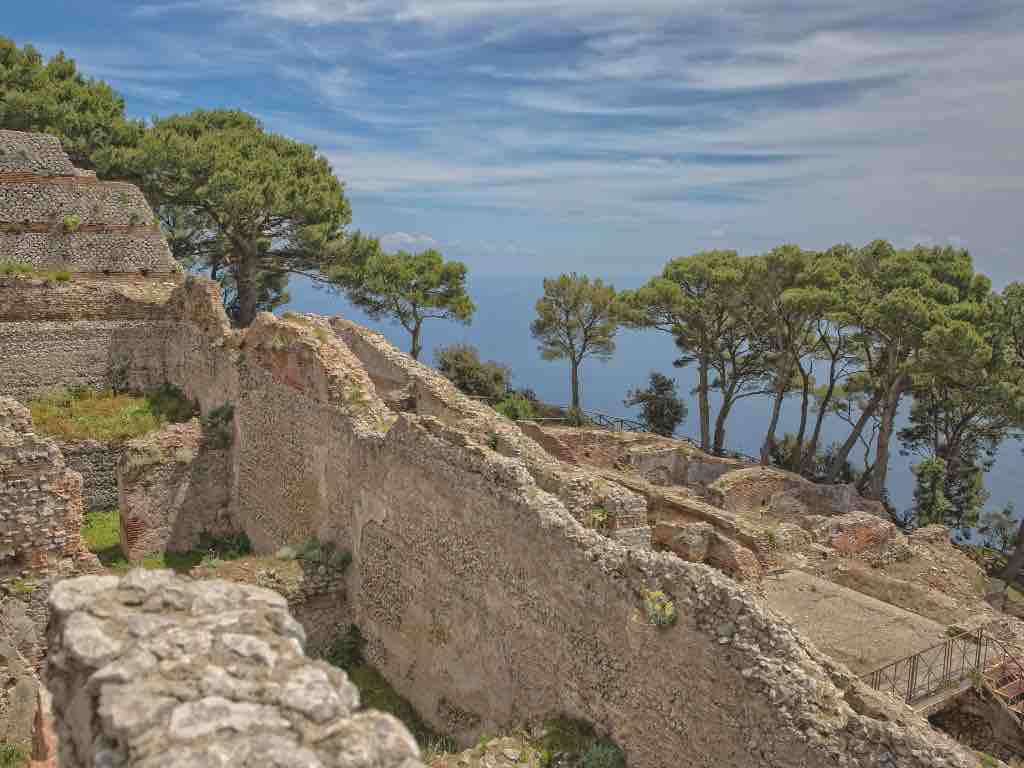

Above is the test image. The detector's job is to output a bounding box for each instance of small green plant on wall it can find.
[62,213,81,233]
[641,587,677,627]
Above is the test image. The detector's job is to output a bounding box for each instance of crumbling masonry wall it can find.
[0,132,996,768]
[177,309,984,768]
[0,398,88,569]
[117,420,233,563]
[45,570,422,768]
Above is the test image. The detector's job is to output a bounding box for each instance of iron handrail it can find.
[862,628,1024,707]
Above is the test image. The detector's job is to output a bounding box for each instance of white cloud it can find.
[379,231,440,250]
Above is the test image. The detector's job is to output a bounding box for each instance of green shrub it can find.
[200,402,234,448]
[565,406,590,427]
[587,507,609,530]
[495,393,534,421]
[434,343,510,400]
[0,260,32,277]
[583,741,626,768]
[537,717,597,755]
[0,743,29,768]
[641,588,677,627]
[62,214,81,233]
[326,624,365,670]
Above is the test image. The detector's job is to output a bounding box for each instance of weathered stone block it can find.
[46,572,423,768]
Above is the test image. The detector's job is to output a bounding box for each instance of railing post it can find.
[976,627,984,675]
[907,654,918,704]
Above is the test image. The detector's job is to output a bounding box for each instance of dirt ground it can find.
[762,570,949,675]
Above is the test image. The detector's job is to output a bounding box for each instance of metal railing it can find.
[862,629,1024,708]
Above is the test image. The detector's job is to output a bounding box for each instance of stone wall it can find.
[0,398,88,569]
[45,571,423,768]
[0,131,183,403]
[58,441,122,514]
[117,421,234,563]
[195,311,985,768]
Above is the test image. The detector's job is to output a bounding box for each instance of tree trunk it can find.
[235,246,259,328]
[570,359,581,411]
[410,321,423,361]
[1001,518,1024,587]
[760,363,790,466]
[697,358,711,451]
[804,368,838,476]
[713,386,737,455]
[792,364,812,472]
[826,389,884,482]
[868,376,907,500]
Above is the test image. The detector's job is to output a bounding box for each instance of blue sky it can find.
[8,0,1024,281]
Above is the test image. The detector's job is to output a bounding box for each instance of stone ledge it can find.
[46,571,424,768]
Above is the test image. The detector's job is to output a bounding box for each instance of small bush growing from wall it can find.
[62,214,81,233]
[641,588,677,627]
[326,624,365,670]
[0,260,32,277]
[583,741,626,768]
[324,624,457,754]
[200,403,235,448]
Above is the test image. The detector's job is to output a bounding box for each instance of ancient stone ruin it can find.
[0,130,1019,766]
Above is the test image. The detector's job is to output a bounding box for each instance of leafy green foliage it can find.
[434,343,510,399]
[494,393,535,421]
[0,743,28,768]
[0,38,142,168]
[583,742,626,768]
[325,624,365,670]
[618,250,761,453]
[98,109,368,327]
[199,402,235,448]
[28,386,195,442]
[641,588,677,627]
[624,371,686,437]
[333,248,475,360]
[531,273,617,410]
[0,260,32,277]
[324,626,455,752]
[979,502,1018,553]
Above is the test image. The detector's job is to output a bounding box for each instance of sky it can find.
[7,0,1024,282]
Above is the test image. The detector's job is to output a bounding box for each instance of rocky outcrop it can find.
[45,571,423,768]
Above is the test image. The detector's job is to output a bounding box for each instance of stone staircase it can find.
[984,655,1024,715]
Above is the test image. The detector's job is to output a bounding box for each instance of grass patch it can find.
[347,665,453,751]
[28,385,195,442]
[0,259,71,283]
[0,744,28,768]
[83,509,250,575]
[325,625,455,753]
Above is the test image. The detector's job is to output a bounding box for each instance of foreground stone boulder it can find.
[46,571,423,768]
